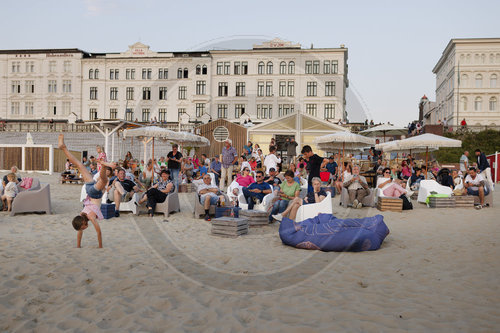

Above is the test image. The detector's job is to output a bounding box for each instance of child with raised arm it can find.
[58,134,116,248]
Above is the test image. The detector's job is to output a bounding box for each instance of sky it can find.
[1,0,499,126]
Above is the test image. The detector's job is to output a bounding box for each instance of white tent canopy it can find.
[360,123,408,142]
[314,131,375,150]
[395,133,462,150]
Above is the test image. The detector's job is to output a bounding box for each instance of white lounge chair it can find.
[417,180,453,203]
[238,183,275,212]
[295,192,332,222]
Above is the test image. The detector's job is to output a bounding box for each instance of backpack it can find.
[399,194,413,210]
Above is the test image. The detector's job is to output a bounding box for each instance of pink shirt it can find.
[402,166,412,178]
[82,197,103,220]
[97,152,107,171]
[236,174,255,187]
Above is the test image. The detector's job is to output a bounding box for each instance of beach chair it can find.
[136,188,180,217]
[340,187,376,208]
[296,192,332,222]
[227,180,242,205]
[417,180,453,204]
[11,183,52,216]
[237,182,275,212]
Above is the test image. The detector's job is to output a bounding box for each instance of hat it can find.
[329,155,334,159]
[225,138,232,145]
[269,167,276,172]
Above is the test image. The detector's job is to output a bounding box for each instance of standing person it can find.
[461,118,467,129]
[459,151,469,174]
[82,156,90,169]
[301,145,328,193]
[285,137,298,166]
[96,145,107,171]
[325,155,338,184]
[167,144,183,188]
[264,146,281,175]
[220,139,237,190]
[210,156,222,186]
[475,149,493,191]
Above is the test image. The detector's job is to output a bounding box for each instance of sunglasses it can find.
[384,171,390,174]
[256,175,263,178]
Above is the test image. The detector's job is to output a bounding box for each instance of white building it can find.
[432,38,500,128]
[0,39,348,126]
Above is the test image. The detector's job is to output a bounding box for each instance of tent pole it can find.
[153,137,155,161]
[425,147,429,180]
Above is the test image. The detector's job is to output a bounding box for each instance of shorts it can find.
[467,187,489,196]
[85,181,103,199]
[200,193,219,205]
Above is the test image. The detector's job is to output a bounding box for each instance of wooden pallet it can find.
[239,210,270,227]
[211,217,249,237]
[454,196,475,208]
[377,197,403,212]
[428,197,455,208]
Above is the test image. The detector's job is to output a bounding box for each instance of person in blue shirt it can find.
[209,156,222,186]
[409,167,425,190]
[199,164,208,177]
[242,170,272,209]
[325,155,338,179]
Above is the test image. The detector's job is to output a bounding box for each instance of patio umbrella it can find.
[394,134,462,179]
[123,126,185,162]
[360,123,408,142]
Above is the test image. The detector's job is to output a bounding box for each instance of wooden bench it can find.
[454,196,475,208]
[428,196,455,208]
[377,197,403,212]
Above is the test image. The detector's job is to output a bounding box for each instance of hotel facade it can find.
[0,39,348,127]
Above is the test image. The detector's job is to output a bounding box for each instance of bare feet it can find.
[58,134,67,150]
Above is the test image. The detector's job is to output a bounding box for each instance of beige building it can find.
[432,38,500,128]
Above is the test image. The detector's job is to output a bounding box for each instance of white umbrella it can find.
[360,123,408,142]
[175,131,210,147]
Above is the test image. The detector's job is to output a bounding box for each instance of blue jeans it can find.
[270,199,289,221]
[169,168,180,188]
[242,187,265,210]
[467,187,489,197]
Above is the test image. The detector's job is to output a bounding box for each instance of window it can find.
[196,81,206,95]
[474,97,482,111]
[94,69,99,79]
[258,62,265,75]
[48,102,57,115]
[491,74,498,88]
[266,61,273,74]
[183,68,188,78]
[323,60,330,74]
[235,104,245,118]
[280,61,286,74]
[287,81,294,97]
[62,102,71,115]
[324,104,335,119]
[196,103,205,117]
[234,62,240,75]
[49,61,56,72]
[224,62,230,75]
[217,62,223,75]
[242,62,248,75]
[288,61,295,74]
[25,80,34,94]
[125,109,134,121]
[331,60,338,74]
[265,82,273,96]
[159,87,168,100]
[63,61,71,73]
[306,82,317,96]
[158,68,168,79]
[11,102,20,115]
[126,69,136,80]
[177,68,183,79]
[213,126,230,142]
[110,87,118,100]
[178,86,187,100]
[325,81,336,96]
[90,87,98,100]
[202,65,207,75]
[217,104,228,118]
[11,81,20,94]
[312,61,320,74]
[142,87,151,100]
[196,65,201,75]
[257,104,272,119]
[279,81,286,96]
[63,80,72,93]
[461,97,468,111]
[11,61,20,73]
[178,108,186,121]
[89,108,98,120]
[143,69,147,79]
[278,104,294,117]
[110,69,119,80]
[110,108,118,119]
[142,109,150,122]
[258,81,265,96]
[306,104,317,117]
[305,61,312,74]
[126,87,134,100]
[461,74,468,87]
[25,102,34,115]
[218,82,228,96]
[236,82,246,96]
[159,108,167,122]
[89,69,94,79]
[126,69,131,79]
[490,97,497,111]
[475,74,483,88]
[48,80,57,93]
[28,61,34,72]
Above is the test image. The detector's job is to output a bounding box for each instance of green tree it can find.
[435,130,500,163]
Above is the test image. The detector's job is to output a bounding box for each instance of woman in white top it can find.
[377,167,407,197]
[142,160,155,188]
[335,163,351,195]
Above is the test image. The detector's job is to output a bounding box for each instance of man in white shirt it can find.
[459,151,469,173]
[464,167,489,209]
[264,146,281,175]
[197,174,225,221]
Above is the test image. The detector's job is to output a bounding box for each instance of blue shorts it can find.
[85,181,103,199]
[200,193,219,205]
[467,187,489,196]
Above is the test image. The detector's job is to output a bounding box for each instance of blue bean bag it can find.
[279,213,390,252]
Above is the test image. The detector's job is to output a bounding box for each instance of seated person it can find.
[270,170,301,222]
[437,168,454,189]
[2,166,21,188]
[463,167,489,209]
[452,170,462,188]
[377,167,407,197]
[199,163,208,177]
[264,168,282,188]
[108,168,140,217]
[343,165,370,209]
[376,160,388,176]
[1,173,19,212]
[273,177,327,221]
[138,170,175,217]
[182,158,194,182]
[421,166,435,180]
[325,156,338,182]
[335,163,351,197]
[409,167,425,190]
[242,171,272,210]
[400,160,412,180]
[197,174,225,221]
[89,162,98,176]
[229,167,255,206]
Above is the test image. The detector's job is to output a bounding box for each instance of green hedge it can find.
[435,129,500,163]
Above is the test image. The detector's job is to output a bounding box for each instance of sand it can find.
[0,173,499,332]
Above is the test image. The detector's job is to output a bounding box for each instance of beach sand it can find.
[0,173,499,332]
